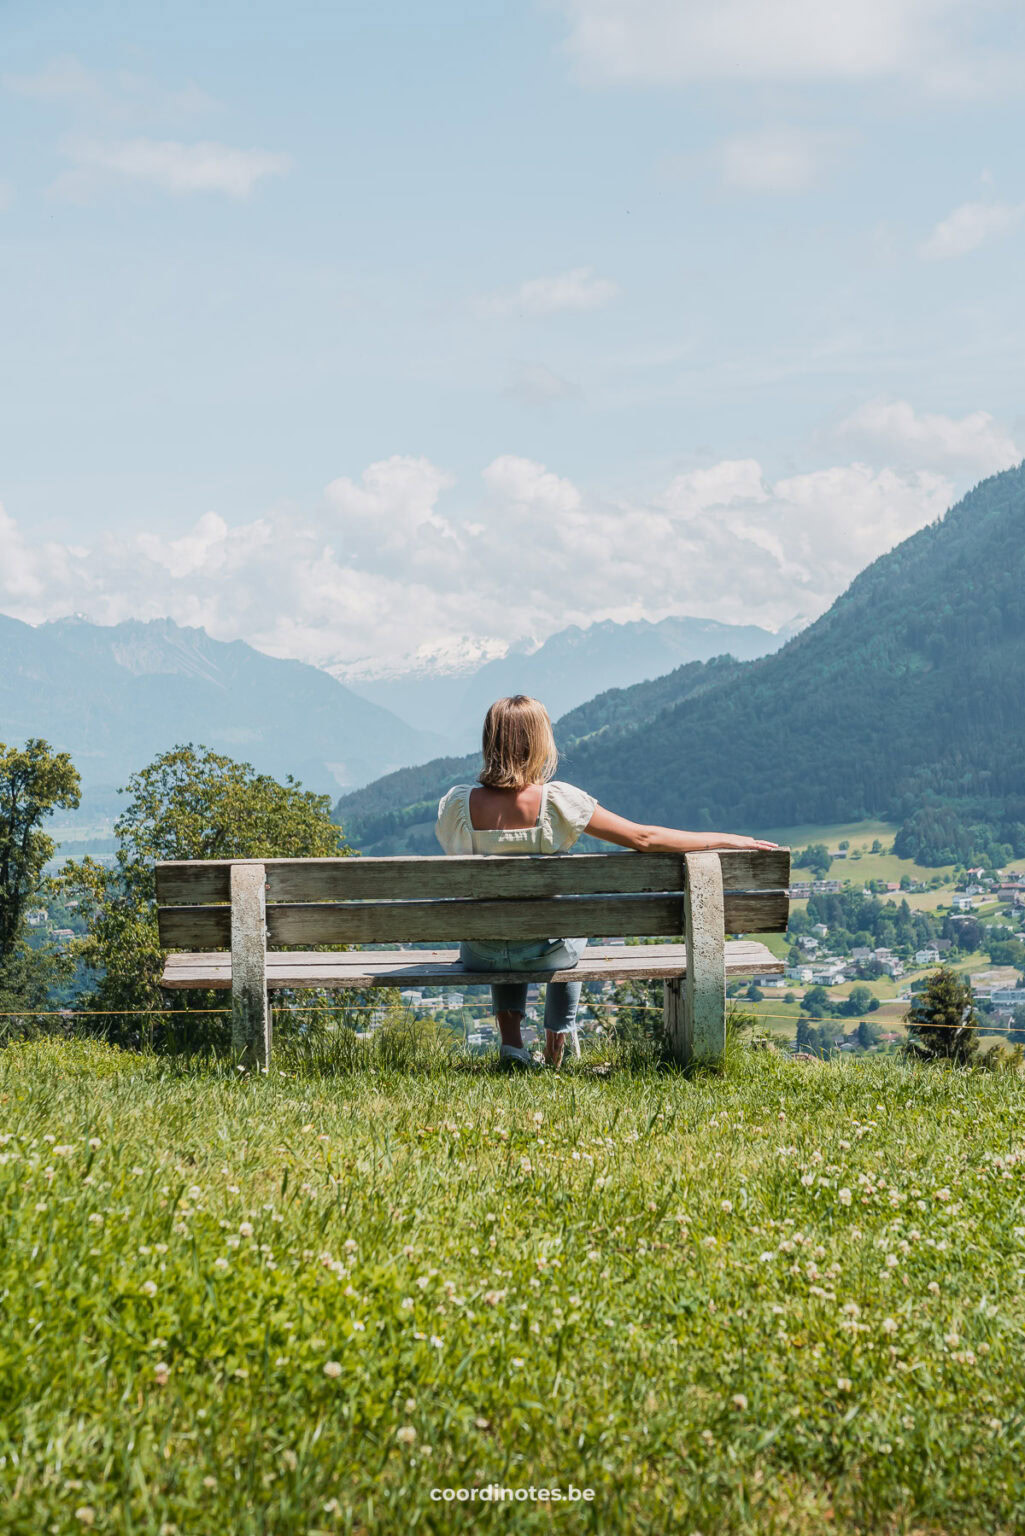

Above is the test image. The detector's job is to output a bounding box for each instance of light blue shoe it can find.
[499,1043,533,1069]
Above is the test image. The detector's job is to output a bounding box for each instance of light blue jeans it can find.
[458,938,587,1035]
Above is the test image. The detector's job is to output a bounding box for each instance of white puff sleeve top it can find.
[435,781,598,856]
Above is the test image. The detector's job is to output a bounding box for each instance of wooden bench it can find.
[156,848,790,1069]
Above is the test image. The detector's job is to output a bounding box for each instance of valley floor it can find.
[3,1039,1025,1534]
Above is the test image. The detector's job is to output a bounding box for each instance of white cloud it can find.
[716,126,841,194]
[4,54,217,120]
[831,399,1020,475]
[919,199,1025,259]
[0,437,963,674]
[557,0,1010,90]
[54,136,290,200]
[477,267,619,318]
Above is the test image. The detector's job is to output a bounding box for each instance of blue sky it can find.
[2,0,1024,676]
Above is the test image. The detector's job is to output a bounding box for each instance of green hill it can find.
[337,464,1025,862]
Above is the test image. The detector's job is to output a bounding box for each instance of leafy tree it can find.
[905,967,978,1064]
[856,1018,880,1050]
[801,985,832,1017]
[62,745,354,1049]
[746,983,764,1002]
[0,739,80,1016]
[988,937,1025,968]
[841,984,873,1018]
[1008,1005,1025,1046]
[797,844,831,878]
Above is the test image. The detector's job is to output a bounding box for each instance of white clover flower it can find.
[214,1257,229,1271]
[927,1281,940,1295]
[153,1362,170,1385]
[141,1281,158,1298]
[74,1508,95,1526]
[430,1335,444,1349]
[510,1357,525,1368]
[881,1317,898,1334]
[759,1251,774,1263]
[88,1137,101,1150]
[837,1377,853,1392]
[721,1200,733,1213]
[944,1332,959,1348]
[838,1188,852,1206]
[396,1425,417,1444]
[239,1221,254,1238]
[731,1394,748,1411]
[352,1320,366,1332]
[323,1361,342,1378]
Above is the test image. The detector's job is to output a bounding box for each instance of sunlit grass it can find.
[2,1038,1025,1534]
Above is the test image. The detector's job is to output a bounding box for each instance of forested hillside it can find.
[336,463,1025,859]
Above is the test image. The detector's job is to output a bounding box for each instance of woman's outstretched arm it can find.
[584,804,779,854]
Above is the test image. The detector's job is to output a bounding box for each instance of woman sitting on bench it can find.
[436,694,778,1069]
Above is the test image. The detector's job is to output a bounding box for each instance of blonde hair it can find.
[479,695,558,789]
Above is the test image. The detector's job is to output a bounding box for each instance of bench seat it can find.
[161,939,783,991]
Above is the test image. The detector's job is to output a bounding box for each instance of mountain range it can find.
[339,615,796,743]
[0,615,447,795]
[335,462,1025,860]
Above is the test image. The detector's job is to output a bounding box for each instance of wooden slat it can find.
[157,889,788,949]
[160,939,784,990]
[155,848,791,905]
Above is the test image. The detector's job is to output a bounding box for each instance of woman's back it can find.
[436,780,597,858]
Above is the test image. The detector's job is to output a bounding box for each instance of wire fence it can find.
[0,998,1017,1035]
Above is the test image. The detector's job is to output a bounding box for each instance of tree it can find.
[905,967,978,1064]
[0,740,80,1013]
[801,985,832,1017]
[62,745,353,1049]
[797,843,831,878]
[856,1018,880,1050]
[1008,1005,1025,1046]
[840,983,873,1018]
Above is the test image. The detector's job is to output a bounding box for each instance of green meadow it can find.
[3,1036,1025,1535]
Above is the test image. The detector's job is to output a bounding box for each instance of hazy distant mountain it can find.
[345,614,792,742]
[0,615,447,794]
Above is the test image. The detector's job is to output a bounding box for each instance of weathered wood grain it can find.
[154,848,791,905]
[663,977,688,1061]
[682,850,726,1065]
[161,938,783,990]
[157,888,788,949]
[230,864,270,1072]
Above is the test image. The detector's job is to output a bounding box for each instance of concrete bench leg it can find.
[231,863,270,1072]
[664,851,726,1065]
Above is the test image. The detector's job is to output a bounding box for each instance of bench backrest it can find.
[155,849,791,949]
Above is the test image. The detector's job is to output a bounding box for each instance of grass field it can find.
[765,820,957,890]
[4,1035,1025,1535]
